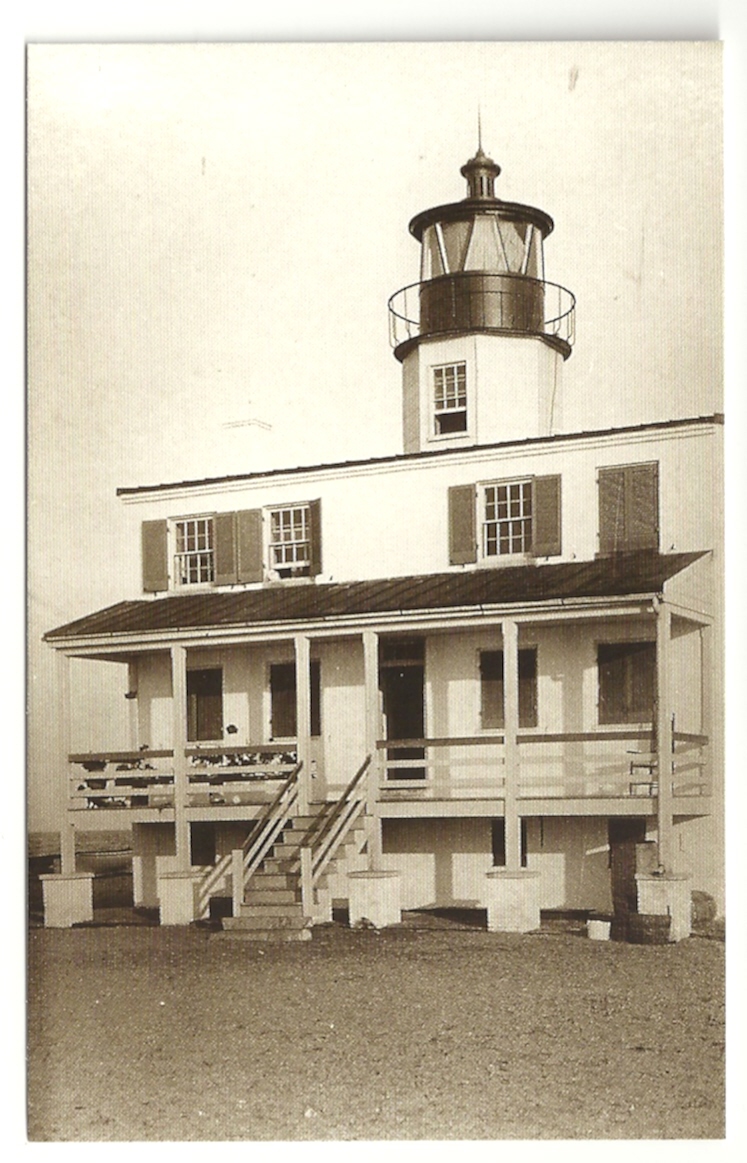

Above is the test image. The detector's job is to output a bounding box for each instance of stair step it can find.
[245,888,300,904]
[251,873,296,889]
[270,842,304,857]
[239,902,305,919]
[229,912,308,930]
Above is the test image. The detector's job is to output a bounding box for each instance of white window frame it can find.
[267,503,312,579]
[432,362,468,439]
[480,478,534,560]
[171,515,215,588]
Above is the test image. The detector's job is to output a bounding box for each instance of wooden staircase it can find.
[221,758,371,941]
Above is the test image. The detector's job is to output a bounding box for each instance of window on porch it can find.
[480,648,538,729]
[269,661,321,740]
[597,642,656,724]
[186,668,223,742]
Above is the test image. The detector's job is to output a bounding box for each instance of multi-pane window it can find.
[433,363,467,435]
[269,505,311,577]
[483,480,533,556]
[598,642,656,724]
[174,517,214,586]
[480,649,538,730]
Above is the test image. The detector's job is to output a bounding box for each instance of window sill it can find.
[427,431,473,445]
[476,554,536,569]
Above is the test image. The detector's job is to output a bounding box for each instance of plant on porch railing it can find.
[230,762,303,915]
[68,749,174,810]
[186,745,299,807]
[298,754,373,918]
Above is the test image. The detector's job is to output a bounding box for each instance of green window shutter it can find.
[236,509,264,583]
[531,474,562,557]
[598,467,626,555]
[448,484,477,564]
[141,520,168,593]
[625,462,659,550]
[213,512,238,585]
[308,499,322,576]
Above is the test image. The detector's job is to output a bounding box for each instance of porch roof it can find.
[45,550,705,644]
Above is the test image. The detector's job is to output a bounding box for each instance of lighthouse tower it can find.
[389,147,575,453]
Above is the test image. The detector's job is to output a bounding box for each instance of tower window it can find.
[483,480,533,556]
[433,363,467,435]
[174,517,214,586]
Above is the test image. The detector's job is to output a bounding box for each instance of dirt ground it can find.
[27,915,724,1141]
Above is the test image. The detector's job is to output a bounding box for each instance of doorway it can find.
[380,638,425,780]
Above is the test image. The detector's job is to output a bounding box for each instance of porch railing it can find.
[375,730,710,800]
[186,745,297,807]
[67,746,297,811]
[68,750,175,810]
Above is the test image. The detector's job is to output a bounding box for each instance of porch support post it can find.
[655,600,674,871]
[171,645,191,871]
[362,630,382,870]
[56,651,76,876]
[127,658,139,749]
[294,634,311,816]
[699,623,713,793]
[502,617,521,871]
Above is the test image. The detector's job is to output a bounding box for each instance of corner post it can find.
[170,645,191,871]
[56,651,76,875]
[294,635,311,816]
[656,600,674,871]
[502,618,521,871]
[362,630,382,869]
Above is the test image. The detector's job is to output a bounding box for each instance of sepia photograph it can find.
[26,39,725,1141]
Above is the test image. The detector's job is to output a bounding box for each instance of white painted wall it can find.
[380,815,615,912]
[118,421,720,599]
[401,332,563,455]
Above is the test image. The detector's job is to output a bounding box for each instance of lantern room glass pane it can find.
[463,216,504,271]
[421,226,445,281]
[497,220,526,272]
[441,221,471,273]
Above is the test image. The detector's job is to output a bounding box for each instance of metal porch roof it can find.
[45,551,705,644]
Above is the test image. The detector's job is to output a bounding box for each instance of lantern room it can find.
[390,147,576,454]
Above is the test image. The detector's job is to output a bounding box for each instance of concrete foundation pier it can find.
[636,871,692,942]
[40,872,94,928]
[485,868,541,933]
[348,869,402,929]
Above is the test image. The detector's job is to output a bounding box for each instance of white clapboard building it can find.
[43,146,723,939]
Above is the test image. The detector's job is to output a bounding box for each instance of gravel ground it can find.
[27,918,724,1141]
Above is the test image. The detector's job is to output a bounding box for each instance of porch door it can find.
[380,643,425,780]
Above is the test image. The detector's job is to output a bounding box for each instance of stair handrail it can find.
[308,754,372,884]
[241,761,303,887]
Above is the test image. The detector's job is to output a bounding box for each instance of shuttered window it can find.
[480,648,538,729]
[597,642,656,724]
[187,668,223,742]
[448,476,561,565]
[598,462,659,555]
[270,661,321,739]
[141,501,322,591]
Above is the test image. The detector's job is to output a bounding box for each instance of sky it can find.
[26,41,724,834]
